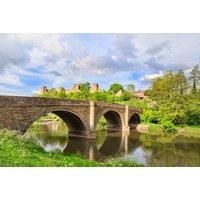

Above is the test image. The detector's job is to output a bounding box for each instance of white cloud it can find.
[140,71,164,82]
[0,69,23,87]
[0,33,200,95]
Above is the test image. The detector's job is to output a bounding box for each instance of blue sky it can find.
[0,33,200,95]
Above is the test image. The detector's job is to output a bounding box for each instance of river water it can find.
[25,122,200,166]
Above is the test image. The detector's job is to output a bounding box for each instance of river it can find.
[25,122,200,166]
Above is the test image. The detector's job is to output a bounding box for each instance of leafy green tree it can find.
[126,84,135,93]
[189,65,200,93]
[80,82,90,93]
[145,69,200,126]
[44,88,58,98]
[108,83,124,94]
[174,70,188,95]
[148,71,176,99]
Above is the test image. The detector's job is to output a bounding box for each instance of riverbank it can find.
[0,129,143,167]
[137,123,200,138]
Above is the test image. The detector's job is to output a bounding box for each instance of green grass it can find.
[0,129,143,167]
[139,123,200,135]
[139,123,200,144]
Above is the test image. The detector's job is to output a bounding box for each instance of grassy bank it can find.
[138,123,200,138]
[0,129,143,167]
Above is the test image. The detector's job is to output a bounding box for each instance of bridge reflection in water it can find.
[26,123,142,161]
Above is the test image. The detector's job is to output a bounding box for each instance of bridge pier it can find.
[122,105,130,134]
[122,126,130,133]
[89,101,95,132]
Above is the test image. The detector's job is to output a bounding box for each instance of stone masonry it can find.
[0,95,142,137]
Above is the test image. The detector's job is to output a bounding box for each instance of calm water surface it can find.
[26,122,200,166]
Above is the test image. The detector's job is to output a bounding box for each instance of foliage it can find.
[80,82,91,93]
[147,70,188,99]
[189,65,200,93]
[145,67,200,127]
[108,83,124,94]
[95,117,107,131]
[161,120,177,133]
[104,158,143,167]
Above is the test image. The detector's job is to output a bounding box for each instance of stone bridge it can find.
[0,96,142,137]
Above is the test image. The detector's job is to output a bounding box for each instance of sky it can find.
[0,33,200,96]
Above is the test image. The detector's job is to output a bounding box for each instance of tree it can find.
[174,70,188,95]
[57,87,66,98]
[189,65,200,93]
[148,71,176,99]
[126,84,135,93]
[45,88,57,98]
[80,82,91,93]
[108,83,124,94]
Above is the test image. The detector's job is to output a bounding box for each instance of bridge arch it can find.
[128,112,140,129]
[23,107,90,135]
[95,109,124,132]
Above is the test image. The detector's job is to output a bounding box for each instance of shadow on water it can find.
[63,130,141,161]
[26,122,200,166]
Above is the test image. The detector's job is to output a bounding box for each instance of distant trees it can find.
[147,66,200,98]
[175,70,188,95]
[40,82,132,103]
[144,67,200,127]
[147,71,176,99]
[80,82,91,93]
[108,83,124,94]
[189,65,200,93]
[147,70,190,99]
[126,84,135,93]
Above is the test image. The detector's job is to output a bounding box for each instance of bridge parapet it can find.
[0,95,142,137]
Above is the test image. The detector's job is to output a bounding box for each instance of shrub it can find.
[161,120,177,133]
[185,109,200,126]
[142,110,161,124]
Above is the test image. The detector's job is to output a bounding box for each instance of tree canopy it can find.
[189,65,200,93]
[108,83,124,94]
[80,82,91,93]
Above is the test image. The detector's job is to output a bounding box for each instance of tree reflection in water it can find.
[26,122,200,166]
[26,122,141,161]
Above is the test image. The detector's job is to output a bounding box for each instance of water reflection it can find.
[25,122,68,152]
[26,122,141,161]
[26,122,200,166]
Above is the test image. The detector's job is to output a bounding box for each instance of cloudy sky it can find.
[0,33,200,95]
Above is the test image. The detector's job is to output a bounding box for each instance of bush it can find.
[172,112,187,125]
[142,110,161,124]
[186,108,200,126]
[161,121,177,133]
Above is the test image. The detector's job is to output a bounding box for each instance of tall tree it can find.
[189,65,200,93]
[149,71,176,99]
[175,70,188,95]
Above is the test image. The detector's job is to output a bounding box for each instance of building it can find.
[72,83,81,92]
[134,90,146,99]
[40,86,48,95]
[90,83,100,93]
